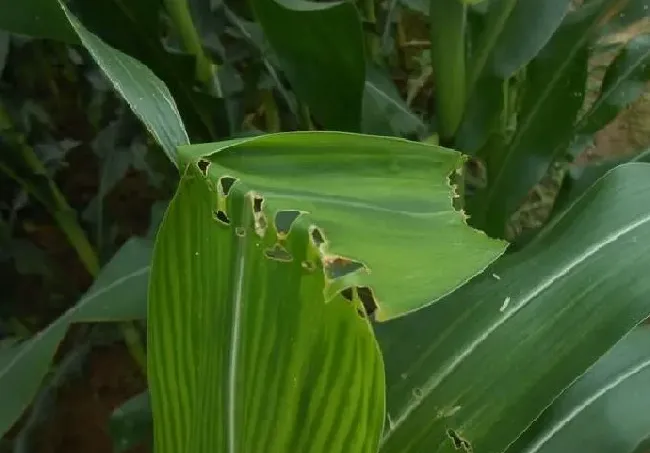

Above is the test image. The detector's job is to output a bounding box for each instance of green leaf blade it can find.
[378,163,650,453]
[179,132,506,320]
[251,0,366,131]
[148,160,385,453]
[58,1,190,165]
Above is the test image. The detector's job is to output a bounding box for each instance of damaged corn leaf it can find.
[148,163,385,453]
[177,132,507,321]
[377,163,650,453]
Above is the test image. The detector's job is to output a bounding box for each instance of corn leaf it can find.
[378,163,650,453]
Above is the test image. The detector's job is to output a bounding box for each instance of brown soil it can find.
[34,344,147,453]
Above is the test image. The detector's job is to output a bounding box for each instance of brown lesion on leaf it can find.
[447,429,472,452]
[264,243,293,262]
[251,193,267,238]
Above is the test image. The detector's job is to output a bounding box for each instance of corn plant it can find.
[1,0,650,452]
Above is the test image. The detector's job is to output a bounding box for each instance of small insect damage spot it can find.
[341,286,378,319]
[264,243,293,262]
[447,429,472,452]
[214,209,230,225]
[309,226,326,247]
[197,159,211,176]
[252,194,267,237]
[275,210,303,239]
[219,176,237,196]
[301,260,316,272]
[235,226,245,237]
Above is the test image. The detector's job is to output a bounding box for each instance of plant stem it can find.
[0,103,147,377]
[164,0,222,97]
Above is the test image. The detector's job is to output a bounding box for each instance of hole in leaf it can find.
[214,210,230,225]
[357,286,378,318]
[197,159,210,176]
[253,195,263,213]
[326,256,365,279]
[341,288,354,301]
[275,210,302,236]
[264,244,293,262]
[235,227,245,237]
[447,429,472,452]
[219,176,237,196]
[310,227,325,247]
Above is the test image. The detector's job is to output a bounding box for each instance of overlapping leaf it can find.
[378,163,650,453]
[178,132,506,320]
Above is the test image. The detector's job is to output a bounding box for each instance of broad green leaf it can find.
[430,0,467,141]
[0,238,151,438]
[507,326,650,453]
[362,66,427,138]
[377,162,650,453]
[148,160,385,453]
[250,0,366,131]
[57,2,189,165]
[0,113,98,274]
[110,391,153,453]
[467,9,599,237]
[0,0,76,42]
[177,132,506,320]
[578,34,650,137]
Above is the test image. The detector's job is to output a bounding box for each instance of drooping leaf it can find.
[0,239,152,438]
[148,155,385,453]
[250,0,366,131]
[362,66,427,138]
[57,1,190,165]
[467,6,604,237]
[430,0,467,141]
[0,0,77,42]
[577,34,650,137]
[508,326,650,453]
[377,162,650,453]
[177,132,506,320]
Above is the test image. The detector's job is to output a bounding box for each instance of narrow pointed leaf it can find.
[177,132,506,320]
[378,163,650,453]
[508,326,650,453]
[148,158,385,453]
[0,239,151,438]
[58,1,189,165]
[250,0,365,131]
